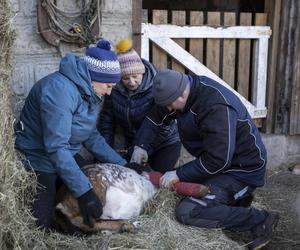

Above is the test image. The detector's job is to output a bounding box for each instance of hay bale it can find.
[0,1,245,249]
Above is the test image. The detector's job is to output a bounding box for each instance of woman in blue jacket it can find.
[98,39,181,173]
[15,40,131,230]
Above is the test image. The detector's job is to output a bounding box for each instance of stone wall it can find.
[10,0,132,99]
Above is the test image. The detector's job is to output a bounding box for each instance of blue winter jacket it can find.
[98,60,179,153]
[136,75,267,188]
[15,53,126,198]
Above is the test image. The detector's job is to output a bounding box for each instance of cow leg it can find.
[92,219,136,233]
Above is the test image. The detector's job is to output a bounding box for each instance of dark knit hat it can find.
[116,39,145,77]
[153,69,189,106]
[84,39,121,83]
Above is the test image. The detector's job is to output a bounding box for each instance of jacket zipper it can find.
[126,96,132,130]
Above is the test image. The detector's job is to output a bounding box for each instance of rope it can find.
[41,0,100,45]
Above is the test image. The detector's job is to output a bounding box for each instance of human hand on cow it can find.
[159,170,179,189]
[130,146,148,165]
[78,189,103,227]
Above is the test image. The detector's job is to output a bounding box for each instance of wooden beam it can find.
[142,24,271,39]
[264,0,282,133]
[289,1,300,134]
[273,0,292,134]
[132,0,142,55]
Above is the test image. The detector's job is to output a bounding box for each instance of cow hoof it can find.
[133,220,142,229]
[121,222,136,233]
[101,230,113,235]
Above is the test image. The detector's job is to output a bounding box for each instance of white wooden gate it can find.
[141,23,271,118]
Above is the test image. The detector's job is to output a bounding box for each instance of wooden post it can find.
[132,0,142,55]
[252,13,268,127]
[264,0,282,133]
[289,1,300,134]
[273,0,294,134]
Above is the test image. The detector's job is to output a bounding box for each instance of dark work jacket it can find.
[135,75,267,188]
[98,60,179,154]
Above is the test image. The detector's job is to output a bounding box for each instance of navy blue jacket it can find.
[98,60,179,154]
[136,75,267,188]
[15,53,126,198]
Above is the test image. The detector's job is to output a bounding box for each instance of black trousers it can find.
[32,171,60,229]
[149,142,181,173]
[175,174,267,232]
[30,154,87,230]
[124,142,182,173]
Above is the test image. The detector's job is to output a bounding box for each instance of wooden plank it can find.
[142,24,271,39]
[189,11,204,63]
[223,12,236,88]
[264,0,282,133]
[206,12,221,75]
[152,10,168,70]
[171,11,186,72]
[132,0,142,55]
[289,3,300,134]
[273,0,291,134]
[252,13,268,126]
[290,39,300,134]
[237,13,252,100]
[252,14,268,95]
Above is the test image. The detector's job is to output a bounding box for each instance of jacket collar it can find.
[114,59,157,97]
[180,75,199,113]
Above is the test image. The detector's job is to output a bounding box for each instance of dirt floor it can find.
[231,165,300,249]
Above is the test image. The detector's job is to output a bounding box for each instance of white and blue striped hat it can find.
[84,39,121,83]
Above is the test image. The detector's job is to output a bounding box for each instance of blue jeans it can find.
[175,174,267,232]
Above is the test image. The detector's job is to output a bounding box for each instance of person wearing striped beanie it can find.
[83,39,121,96]
[115,39,146,91]
[14,38,129,231]
[98,39,181,175]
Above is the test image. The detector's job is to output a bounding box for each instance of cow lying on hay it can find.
[55,163,157,234]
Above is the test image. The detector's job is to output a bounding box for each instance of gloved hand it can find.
[159,170,179,189]
[78,189,103,227]
[130,145,148,165]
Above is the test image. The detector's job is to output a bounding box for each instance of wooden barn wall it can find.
[132,0,300,135]
[271,0,300,135]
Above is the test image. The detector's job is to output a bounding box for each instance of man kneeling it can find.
[132,69,279,250]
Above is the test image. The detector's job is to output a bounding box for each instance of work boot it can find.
[248,211,279,250]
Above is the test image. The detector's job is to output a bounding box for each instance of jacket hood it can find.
[114,59,157,96]
[59,53,95,98]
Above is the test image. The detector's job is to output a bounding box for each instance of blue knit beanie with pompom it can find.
[84,39,121,83]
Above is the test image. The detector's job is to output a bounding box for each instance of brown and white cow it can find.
[55,163,157,234]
